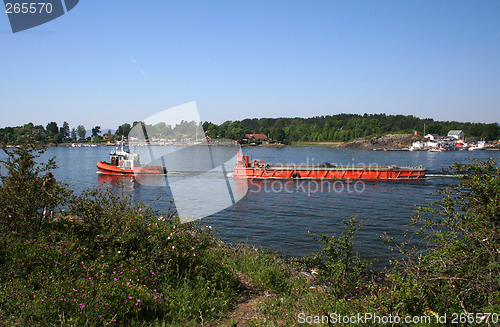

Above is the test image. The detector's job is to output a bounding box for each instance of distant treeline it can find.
[0,122,104,144]
[1,114,499,145]
[0,121,202,145]
[0,122,134,144]
[202,114,500,143]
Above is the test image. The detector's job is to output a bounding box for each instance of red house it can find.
[244,134,268,141]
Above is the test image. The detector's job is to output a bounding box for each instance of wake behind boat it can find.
[97,142,167,175]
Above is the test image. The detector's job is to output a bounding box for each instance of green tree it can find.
[203,122,219,139]
[46,122,58,135]
[217,121,232,138]
[115,123,132,139]
[91,126,101,138]
[50,133,63,144]
[76,125,86,140]
[225,121,246,140]
[0,144,71,234]
[59,121,70,139]
[272,127,285,143]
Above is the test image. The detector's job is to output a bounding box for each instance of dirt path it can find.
[211,273,275,327]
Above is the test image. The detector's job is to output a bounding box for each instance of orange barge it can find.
[234,154,425,180]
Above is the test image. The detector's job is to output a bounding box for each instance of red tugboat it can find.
[97,143,167,175]
[234,154,425,180]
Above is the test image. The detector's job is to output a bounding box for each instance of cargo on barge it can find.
[234,154,425,180]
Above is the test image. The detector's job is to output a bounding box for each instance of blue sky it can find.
[1,1,499,130]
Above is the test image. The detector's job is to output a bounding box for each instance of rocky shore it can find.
[337,133,423,150]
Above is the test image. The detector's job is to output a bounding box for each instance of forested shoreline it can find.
[1,113,499,145]
[203,114,500,143]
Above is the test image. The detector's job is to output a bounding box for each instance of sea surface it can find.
[2,145,499,269]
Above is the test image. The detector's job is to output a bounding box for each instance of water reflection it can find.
[97,173,135,188]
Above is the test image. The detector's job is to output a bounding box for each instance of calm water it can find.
[3,145,499,269]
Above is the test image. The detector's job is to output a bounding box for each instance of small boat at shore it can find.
[468,141,486,151]
[234,154,425,180]
[97,142,167,175]
[428,147,445,152]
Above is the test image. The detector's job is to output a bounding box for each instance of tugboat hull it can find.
[97,161,166,175]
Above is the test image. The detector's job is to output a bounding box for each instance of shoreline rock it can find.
[337,134,424,150]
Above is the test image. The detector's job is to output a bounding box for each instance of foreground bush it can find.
[0,145,238,326]
[383,158,500,319]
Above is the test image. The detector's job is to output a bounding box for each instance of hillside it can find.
[202,114,500,144]
[341,134,423,150]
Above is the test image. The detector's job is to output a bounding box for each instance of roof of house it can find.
[448,130,464,134]
[245,134,268,140]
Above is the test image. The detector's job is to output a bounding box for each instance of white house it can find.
[447,130,464,140]
[425,134,440,141]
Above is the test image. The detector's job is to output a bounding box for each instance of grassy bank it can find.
[1,145,498,326]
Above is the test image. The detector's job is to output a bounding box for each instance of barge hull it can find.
[234,154,425,180]
[234,167,425,180]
